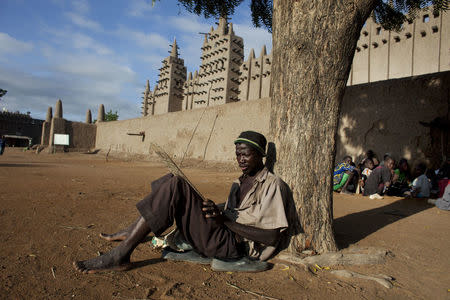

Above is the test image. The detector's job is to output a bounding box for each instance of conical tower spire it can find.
[170,38,178,58]
[145,79,150,92]
[188,71,193,80]
[249,48,255,60]
[55,99,63,118]
[203,33,208,46]
[229,22,234,35]
[85,109,92,124]
[260,45,267,57]
[45,106,52,122]
[97,104,105,123]
[218,16,227,34]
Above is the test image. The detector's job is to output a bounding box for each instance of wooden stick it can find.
[150,143,206,202]
[226,282,281,300]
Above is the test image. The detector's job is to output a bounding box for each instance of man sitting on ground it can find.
[387,158,410,196]
[363,156,395,199]
[406,163,431,198]
[73,131,290,273]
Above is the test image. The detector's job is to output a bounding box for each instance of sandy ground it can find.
[0,148,449,300]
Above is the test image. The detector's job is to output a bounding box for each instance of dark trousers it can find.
[136,174,241,258]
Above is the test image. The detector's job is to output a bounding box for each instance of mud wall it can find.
[65,121,96,151]
[96,72,449,166]
[338,71,449,167]
[96,99,270,162]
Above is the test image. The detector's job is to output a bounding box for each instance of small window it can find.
[423,14,429,23]
[356,47,361,52]
[405,32,412,39]
[376,27,381,35]
[362,30,369,36]
[432,26,438,33]
[407,19,413,24]
[433,11,440,18]
[420,30,426,37]
[362,44,368,49]
[382,39,387,44]
[372,42,378,48]
[394,36,400,42]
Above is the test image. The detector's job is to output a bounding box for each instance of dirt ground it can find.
[0,148,449,300]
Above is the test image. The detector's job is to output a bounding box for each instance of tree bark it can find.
[271,0,377,254]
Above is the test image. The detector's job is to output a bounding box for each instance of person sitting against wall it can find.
[363,156,395,199]
[358,158,374,194]
[428,183,450,211]
[405,163,432,198]
[333,156,357,194]
[73,131,291,274]
[387,158,411,196]
[0,136,5,155]
[358,150,379,170]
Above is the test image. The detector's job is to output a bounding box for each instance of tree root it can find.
[277,247,390,267]
[276,247,394,289]
[330,270,393,288]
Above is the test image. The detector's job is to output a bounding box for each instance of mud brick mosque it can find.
[141,13,449,117]
[40,8,449,167]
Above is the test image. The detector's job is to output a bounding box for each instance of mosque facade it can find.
[141,9,449,116]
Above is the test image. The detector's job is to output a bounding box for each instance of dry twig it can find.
[150,143,206,201]
[59,224,94,230]
[226,282,281,300]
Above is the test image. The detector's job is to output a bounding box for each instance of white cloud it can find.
[65,12,103,32]
[127,0,154,17]
[0,33,34,56]
[72,33,113,55]
[72,0,90,14]
[0,45,140,121]
[168,16,209,33]
[233,23,272,60]
[40,49,135,82]
[43,27,112,56]
[116,26,170,49]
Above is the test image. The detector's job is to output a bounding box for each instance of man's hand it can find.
[202,199,223,219]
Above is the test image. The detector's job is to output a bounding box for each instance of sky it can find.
[0,0,272,121]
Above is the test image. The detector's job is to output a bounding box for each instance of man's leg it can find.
[136,174,240,259]
[74,217,151,273]
[340,171,354,194]
[377,183,385,195]
[74,174,239,273]
[99,217,140,241]
[333,173,349,191]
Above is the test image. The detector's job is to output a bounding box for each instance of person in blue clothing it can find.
[333,156,356,194]
[0,136,5,155]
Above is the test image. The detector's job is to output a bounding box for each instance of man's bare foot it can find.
[73,250,132,274]
[99,231,128,241]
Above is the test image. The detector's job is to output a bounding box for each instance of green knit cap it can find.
[234,131,267,156]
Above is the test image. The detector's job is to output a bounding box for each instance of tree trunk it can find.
[271,0,376,254]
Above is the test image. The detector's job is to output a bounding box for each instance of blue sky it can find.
[0,0,272,121]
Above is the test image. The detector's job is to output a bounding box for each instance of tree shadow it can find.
[0,163,48,168]
[334,197,432,248]
[266,141,433,252]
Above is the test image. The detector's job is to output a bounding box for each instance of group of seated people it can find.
[333,151,450,203]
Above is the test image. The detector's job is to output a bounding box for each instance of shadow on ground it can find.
[0,163,48,168]
[334,197,432,248]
